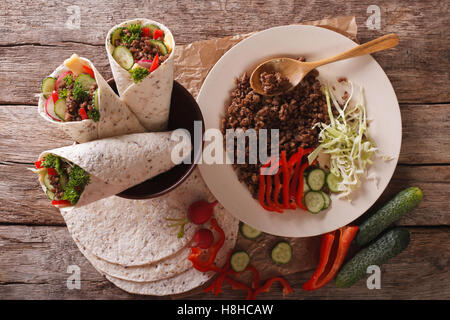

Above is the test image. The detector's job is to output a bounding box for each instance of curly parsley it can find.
[72,82,89,101]
[121,23,142,44]
[129,67,150,83]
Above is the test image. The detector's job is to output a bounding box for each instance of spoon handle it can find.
[307,33,399,69]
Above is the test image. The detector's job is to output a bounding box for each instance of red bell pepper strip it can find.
[51,90,59,104]
[289,148,304,201]
[35,160,43,169]
[51,200,71,207]
[142,27,150,37]
[47,168,58,176]
[303,226,358,290]
[223,276,253,300]
[280,151,293,209]
[253,277,294,298]
[82,65,95,79]
[272,171,283,209]
[149,53,159,72]
[79,108,89,120]
[153,29,164,40]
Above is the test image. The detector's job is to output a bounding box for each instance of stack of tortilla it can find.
[61,169,239,295]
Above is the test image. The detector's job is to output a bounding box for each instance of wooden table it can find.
[0,0,448,300]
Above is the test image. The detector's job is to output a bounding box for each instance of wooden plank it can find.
[0,225,448,299]
[0,0,448,105]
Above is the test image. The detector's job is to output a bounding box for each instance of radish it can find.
[136,59,152,69]
[193,228,214,249]
[55,71,73,89]
[187,200,218,225]
[44,96,61,122]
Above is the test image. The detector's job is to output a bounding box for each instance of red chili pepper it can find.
[51,90,59,104]
[303,226,358,291]
[253,277,294,298]
[47,168,58,176]
[35,160,43,169]
[51,200,71,207]
[153,29,164,40]
[82,65,95,79]
[79,108,89,120]
[149,53,159,72]
[223,276,253,300]
[142,27,150,37]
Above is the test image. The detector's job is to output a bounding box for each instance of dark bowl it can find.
[106,78,204,199]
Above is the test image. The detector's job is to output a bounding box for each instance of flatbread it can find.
[106,19,175,131]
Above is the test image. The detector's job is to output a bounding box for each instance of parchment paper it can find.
[172,16,358,290]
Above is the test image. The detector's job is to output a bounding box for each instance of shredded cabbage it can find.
[308,82,377,199]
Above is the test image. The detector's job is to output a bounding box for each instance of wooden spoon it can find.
[250,33,399,96]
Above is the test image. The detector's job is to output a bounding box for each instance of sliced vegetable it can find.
[193,228,214,249]
[51,90,59,103]
[320,191,331,209]
[271,241,292,264]
[46,189,55,200]
[153,29,164,40]
[240,223,262,240]
[326,172,341,193]
[356,187,423,246]
[303,177,310,193]
[110,27,123,45]
[113,46,134,70]
[51,200,71,207]
[149,53,160,72]
[43,172,52,190]
[93,89,99,110]
[253,277,294,298]
[144,24,160,37]
[79,108,88,120]
[307,168,326,191]
[54,98,67,121]
[41,77,56,98]
[75,73,96,91]
[55,71,73,90]
[149,40,169,55]
[45,96,61,122]
[304,191,325,213]
[142,27,150,37]
[230,251,250,272]
[336,228,410,288]
[82,65,95,79]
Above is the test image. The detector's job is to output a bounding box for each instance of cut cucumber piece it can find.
[54,98,67,121]
[240,223,262,240]
[144,24,160,37]
[43,172,52,190]
[307,168,326,191]
[41,77,57,98]
[75,73,96,91]
[93,88,99,110]
[304,191,325,214]
[230,251,250,272]
[149,39,169,55]
[110,27,123,45]
[303,177,310,193]
[320,191,331,209]
[46,189,55,201]
[113,46,134,70]
[326,173,342,193]
[271,241,292,264]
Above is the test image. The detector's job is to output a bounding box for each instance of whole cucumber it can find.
[335,228,410,288]
[356,187,422,246]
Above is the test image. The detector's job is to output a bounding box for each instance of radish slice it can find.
[55,71,73,90]
[136,59,152,69]
[45,96,62,122]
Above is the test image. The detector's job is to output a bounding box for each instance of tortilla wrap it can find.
[38,56,146,143]
[60,169,228,267]
[39,131,190,209]
[70,197,237,283]
[105,18,175,131]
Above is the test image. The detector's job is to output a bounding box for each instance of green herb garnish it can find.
[87,108,100,122]
[129,67,150,84]
[121,23,142,44]
[58,88,68,99]
[63,74,73,86]
[72,82,88,101]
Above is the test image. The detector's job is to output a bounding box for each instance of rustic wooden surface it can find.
[0,0,449,300]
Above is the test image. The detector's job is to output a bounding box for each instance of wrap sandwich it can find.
[38,54,146,143]
[106,18,175,131]
[31,131,190,209]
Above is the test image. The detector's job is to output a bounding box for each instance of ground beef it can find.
[221,58,335,198]
[260,71,291,95]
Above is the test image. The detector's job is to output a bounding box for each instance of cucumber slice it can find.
[320,191,331,209]
[271,241,292,264]
[75,74,96,91]
[240,223,262,240]
[307,168,326,191]
[54,98,67,121]
[110,27,123,45]
[304,191,325,213]
[41,77,57,98]
[303,177,310,193]
[144,24,160,37]
[149,39,169,55]
[230,251,250,272]
[46,189,55,200]
[326,173,342,193]
[93,88,99,110]
[113,46,134,70]
[43,172,52,190]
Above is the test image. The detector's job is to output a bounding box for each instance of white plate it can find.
[197,25,401,237]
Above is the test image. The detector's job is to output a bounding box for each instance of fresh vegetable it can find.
[82,65,95,79]
[144,24,160,37]
[54,98,67,121]
[72,82,89,101]
[193,228,214,249]
[43,172,52,190]
[141,27,150,37]
[253,277,294,298]
[304,191,325,213]
[153,29,164,40]
[320,191,331,209]
[44,96,61,122]
[326,172,341,193]
[55,71,73,90]
[51,200,71,207]
[356,187,423,246]
[230,251,250,272]
[240,223,262,240]
[92,89,99,110]
[188,200,218,225]
[271,241,292,264]
[129,66,150,83]
[41,77,56,98]
[120,23,142,44]
[110,27,124,45]
[75,73,96,91]
[149,53,160,72]
[336,228,410,288]
[149,40,169,55]
[136,59,153,69]
[303,225,358,291]
[79,107,88,120]
[46,189,55,200]
[308,84,377,199]
[306,168,326,191]
[113,46,134,70]
[303,177,310,193]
